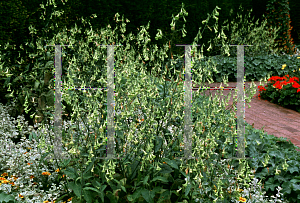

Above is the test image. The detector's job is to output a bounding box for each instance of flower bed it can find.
[257,74,300,112]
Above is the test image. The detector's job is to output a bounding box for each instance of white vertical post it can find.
[98,44,123,159]
[175,45,201,160]
[174,44,254,166]
[45,43,123,160]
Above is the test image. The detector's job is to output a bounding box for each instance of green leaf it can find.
[185,183,192,196]
[12,75,22,83]
[82,189,93,203]
[281,181,292,195]
[98,186,107,202]
[252,59,262,66]
[158,190,171,202]
[164,159,179,170]
[68,181,82,198]
[105,191,118,203]
[52,194,69,203]
[5,91,14,98]
[291,183,300,191]
[64,167,79,180]
[151,176,169,184]
[265,177,276,192]
[28,133,32,141]
[128,188,143,202]
[150,186,162,197]
[83,158,95,175]
[34,80,40,89]
[44,60,54,69]
[58,158,71,170]
[171,179,185,190]
[143,175,149,186]
[154,136,163,153]
[0,192,15,202]
[107,179,118,191]
[40,151,52,165]
[141,188,153,203]
[120,185,126,193]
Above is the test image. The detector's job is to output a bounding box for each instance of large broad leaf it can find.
[151,176,169,184]
[45,89,54,106]
[154,136,163,154]
[67,181,82,198]
[0,192,15,203]
[34,80,40,90]
[141,188,155,203]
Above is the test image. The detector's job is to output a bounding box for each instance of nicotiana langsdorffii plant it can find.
[212,4,281,59]
[0,0,294,202]
[0,96,291,203]
[0,0,284,130]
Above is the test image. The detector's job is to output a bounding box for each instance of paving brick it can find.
[192,80,300,152]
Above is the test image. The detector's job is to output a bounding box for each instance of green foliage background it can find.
[1,0,299,56]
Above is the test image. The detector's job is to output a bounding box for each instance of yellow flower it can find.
[42,172,51,176]
[2,180,9,184]
[282,64,286,70]
[238,197,247,202]
[55,168,61,172]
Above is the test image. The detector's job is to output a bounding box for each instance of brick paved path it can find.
[192,80,300,152]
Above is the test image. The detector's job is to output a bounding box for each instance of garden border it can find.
[44,43,255,171]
